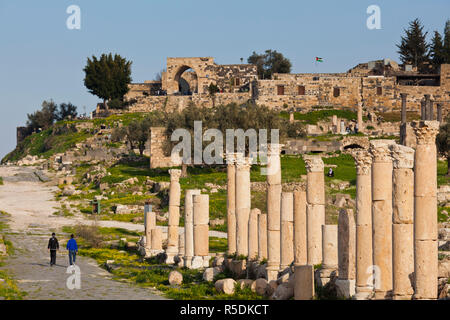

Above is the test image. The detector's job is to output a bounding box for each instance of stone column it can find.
[184,189,201,267]
[294,190,307,265]
[144,203,155,251]
[280,192,294,270]
[390,144,415,300]
[332,115,338,133]
[369,139,395,299]
[177,234,185,267]
[166,169,181,263]
[424,95,431,120]
[193,194,210,267]
[151,228,162,251]
[340,120,346,134]
[235,155,252,257]
[420,99,426,120]
[412,121,440,300]
[266,144,282,281]
[258,213,268,261]
[352,150,373,300]
[304,155,325,266]
[336,209,356,298]
[357,102,363,132]
[400,93,407,124]
[226,153,237,256]
[437,103,443,123]
[248,208,260,261]
[318,225,338,287]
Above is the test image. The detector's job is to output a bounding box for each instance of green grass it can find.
[438,160,449,187]
[0,177,3,185]
[2,126,91,163]
[209,237,227,253]
[78,246,261,300]
[0,212,27,299]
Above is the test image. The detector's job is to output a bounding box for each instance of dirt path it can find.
[0,166,165,300]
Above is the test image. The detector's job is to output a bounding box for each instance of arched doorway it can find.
[174,65,198,95]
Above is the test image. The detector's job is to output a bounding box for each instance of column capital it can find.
[168,169,181,181]
[225,152,237,165]
[351,150,372,175]
[304,155,324,173]
[369,140,395,162]
[236,156,252,171]
[400,92,408,99]
[411,121,440,145]
[390,144,415,169]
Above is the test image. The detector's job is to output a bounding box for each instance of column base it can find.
[373,290,393,300]
[144,248,164,258]
[183,256,193,268]
[335,279,356,299]
[202,256,211,268]
[190,256,204,269]
[266,265,279,282]
[165,253,177,264]
[354,287,373,300]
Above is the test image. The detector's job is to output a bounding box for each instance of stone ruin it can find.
[136,121,446,299]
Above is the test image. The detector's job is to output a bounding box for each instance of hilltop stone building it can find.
[125,57,450,114]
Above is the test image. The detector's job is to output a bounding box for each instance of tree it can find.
[112,117,154,156]
[26,100,58,131]
[207,83,219,107]
[437,116,450,176]
[56,102,78,121]
[444,19,450,63]
[248,50,292,79]
[397,19,430,72]
[83,53,132,108]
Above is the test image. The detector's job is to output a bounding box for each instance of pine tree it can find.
[430,31,445,69]
[397,19,430,72]
[83,53,132,109]
[443,19,450,63]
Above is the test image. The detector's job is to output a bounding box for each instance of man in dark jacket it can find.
[48,233,59,266]
[66,234,78,265]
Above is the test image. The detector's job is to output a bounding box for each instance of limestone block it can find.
[215,279,236,295]
[294,265,314,300]
[168,270,183,285]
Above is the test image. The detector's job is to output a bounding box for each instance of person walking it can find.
[48,232,59,266]
[66,234,78,265]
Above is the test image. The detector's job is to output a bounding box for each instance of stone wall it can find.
[149,127,182,169]
[124,57,450,115]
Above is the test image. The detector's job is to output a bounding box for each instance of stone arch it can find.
[340,136,369,151]
[164,57,215,95]
[174,66,198,95]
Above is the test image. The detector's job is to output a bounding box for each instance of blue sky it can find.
[0,0,449,159]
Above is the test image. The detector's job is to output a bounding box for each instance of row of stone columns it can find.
[348,121,439,300]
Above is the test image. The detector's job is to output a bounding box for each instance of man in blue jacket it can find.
[66,234,78,265]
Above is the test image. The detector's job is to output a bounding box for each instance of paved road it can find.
[0,165,166,300]
[2,229,165,300]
